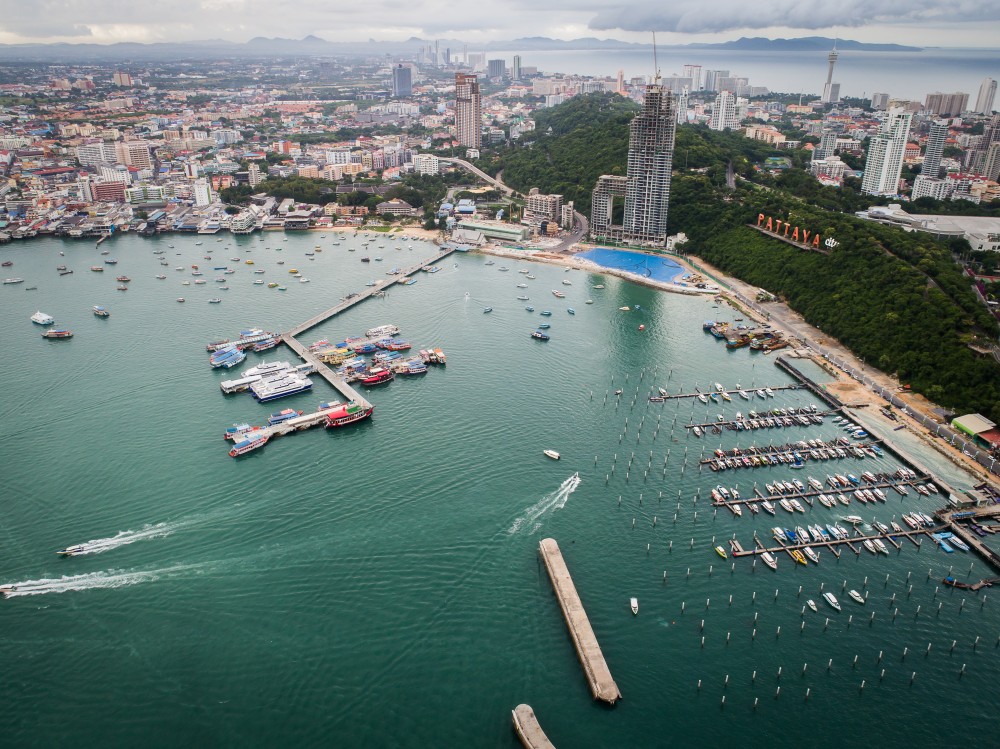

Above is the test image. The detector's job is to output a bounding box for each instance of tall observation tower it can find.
[821,45,840,104]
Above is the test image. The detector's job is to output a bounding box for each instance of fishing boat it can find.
[848,590,865,605]
[92,306,109,317]
[361,368,394,386]
[41,329,73,339]
[31,311,55,325]
[531,330,551,340]
[543,449,560,460]
[714,545,727,559]
[823,592,842,611]
[761,551,778,571]
[630,597,639,615]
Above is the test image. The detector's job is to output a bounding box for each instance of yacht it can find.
[543,449,560,460]
[30,311,55,325]
[630,597,639,615]
[760,551,778,571]
[822,592,841,612]
[847,590,865,605]
[806,599,818,613]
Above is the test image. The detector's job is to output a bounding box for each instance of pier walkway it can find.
[539,538,621,704]
[939,505,1000,570]
[731,526,940,562]
[250,405,344,443]
[284,245,455,338]
[662,384,798,401]
[282,336,371,410]
[511,705,557,749]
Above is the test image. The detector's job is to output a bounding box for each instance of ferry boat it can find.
[250,374,313,402]
[366,324,400,338]
[92,306,110,317]
[325,401,375,428]
[229,432,269,457]
[361,367,394,386]
[31,311,55,325]
[252,337,280,353]
[267,408,303,425]
[531,330,550,340]
[41,329,73,339]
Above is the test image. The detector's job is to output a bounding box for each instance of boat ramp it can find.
[538,538,621,705]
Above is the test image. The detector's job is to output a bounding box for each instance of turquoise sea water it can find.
[2,231,999,747]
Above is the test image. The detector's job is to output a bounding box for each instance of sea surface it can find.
[497,47,999,101]
[2,231,999,747]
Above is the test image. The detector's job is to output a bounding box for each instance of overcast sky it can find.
[0,0,997,47]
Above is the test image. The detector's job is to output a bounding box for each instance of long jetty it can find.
[282,336,372,410]
[539,538,621,704]
[284,245,456,338]
[511,705,557,749]
[662,384,798,400]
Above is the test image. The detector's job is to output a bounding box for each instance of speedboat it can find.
[630,597,639,615]
[543,449,560,460]
[843,515,864,524]
[803,546,820,564]
[714,545,727,559]
[862,538,877,554]
[823,592,841,611]
[806,599,818,613]
[848,589,865,605]
[56,544,88,556]
[761,551,778,571]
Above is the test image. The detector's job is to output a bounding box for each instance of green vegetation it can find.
[495,93,1000,421]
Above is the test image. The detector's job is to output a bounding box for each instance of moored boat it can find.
[630,597,639,615]
[823,592,842,611]
[41,329,73,339]
[848,589,865,605]
[325,401,375,428]
[543,449,560,460]
[92,306,109,317]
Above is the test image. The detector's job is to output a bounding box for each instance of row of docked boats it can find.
[707,438,882,472]
[205,328,281,353]
[226,400,375,457]
[219,360,316,394]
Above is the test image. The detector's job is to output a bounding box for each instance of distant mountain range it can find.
[0,35,924,62]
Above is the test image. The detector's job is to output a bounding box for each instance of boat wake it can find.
[508,473,581,535]
[1,564,199,599]
[61,522,177,556]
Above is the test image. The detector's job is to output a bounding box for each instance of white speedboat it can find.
[873,538,889,555]
[806,599,818,613]
[761,551,778,571]
[843,515,864,524]
[823,592,841,611]
[862,538,877,554]
[543,449,560,460]
[630,597,639,615]
[848,589,865,605]
[803,546,820,564]
[56,544,87,556]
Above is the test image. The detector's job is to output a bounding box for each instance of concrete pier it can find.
[282,335,371,409]
[511,704,557,749]
[539,538,621,704]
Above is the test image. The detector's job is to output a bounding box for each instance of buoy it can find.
[639,324,645,331]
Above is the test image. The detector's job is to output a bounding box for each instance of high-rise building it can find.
[248,162,262,187]
[616,70,625,95]
[112,71,133,87]
[871,93,890,110]
[710,91,738,131]
[193,178,213,207]
[676,87,689,125]
[861,107,913,196]
[821,47,840,103]
[512,55,522,81]
[682,65,702,90]
[983,142,1000,181]
[812,130,838,162]
[924,91,969,117]
[487,59,505,79]
[392,65,412,98]
[454,73,482,149]
[975,77,997,115]
[590,84,677,246]
[921,120,948,179]
[116,141,152,170]
[704,70,729,92]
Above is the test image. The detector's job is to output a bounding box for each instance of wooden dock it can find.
[663,384,799,401]
[512,705,557,749]
[284,245,456,338]
[685,409,838,431]
[538,538,621,704]
[710,475,933,511]
[939,505,1000,571]
[733,526,939,560]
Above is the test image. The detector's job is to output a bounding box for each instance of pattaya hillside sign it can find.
[755,213,838,250]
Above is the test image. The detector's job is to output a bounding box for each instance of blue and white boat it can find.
[210,344,247,369]
[250,374,313,402]
[267,408,302,425]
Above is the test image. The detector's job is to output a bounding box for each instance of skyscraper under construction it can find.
[591,83,677,246]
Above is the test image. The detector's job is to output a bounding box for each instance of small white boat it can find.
[56,544,88,556]
[843,515,864,524]
[823,592,841,611]
[848,589,865,605]
[803,546,820,564]
[761,551,778,571]
[862,538,877,554]
[543,449,560,460]
[806,599,818,613]
[630,597,639,615]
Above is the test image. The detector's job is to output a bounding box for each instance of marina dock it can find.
[511,705,557,749]
[284,245,456,338]
[710,473,935,511]
[282,336,372,410]
[242,405,344,445]
[662,384,798,400]
[939,505,1000,569]
[731,525,941,561]
[539,538,621,705]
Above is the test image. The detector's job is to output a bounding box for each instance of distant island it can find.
[0,35,924,61]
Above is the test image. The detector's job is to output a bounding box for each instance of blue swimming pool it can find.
[575,248,683,283]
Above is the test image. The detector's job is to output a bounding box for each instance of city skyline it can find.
[0,1,998,48]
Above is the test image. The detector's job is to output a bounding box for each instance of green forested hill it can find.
[495,95,1000,422]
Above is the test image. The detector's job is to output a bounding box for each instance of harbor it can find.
[4,231,1000,748]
